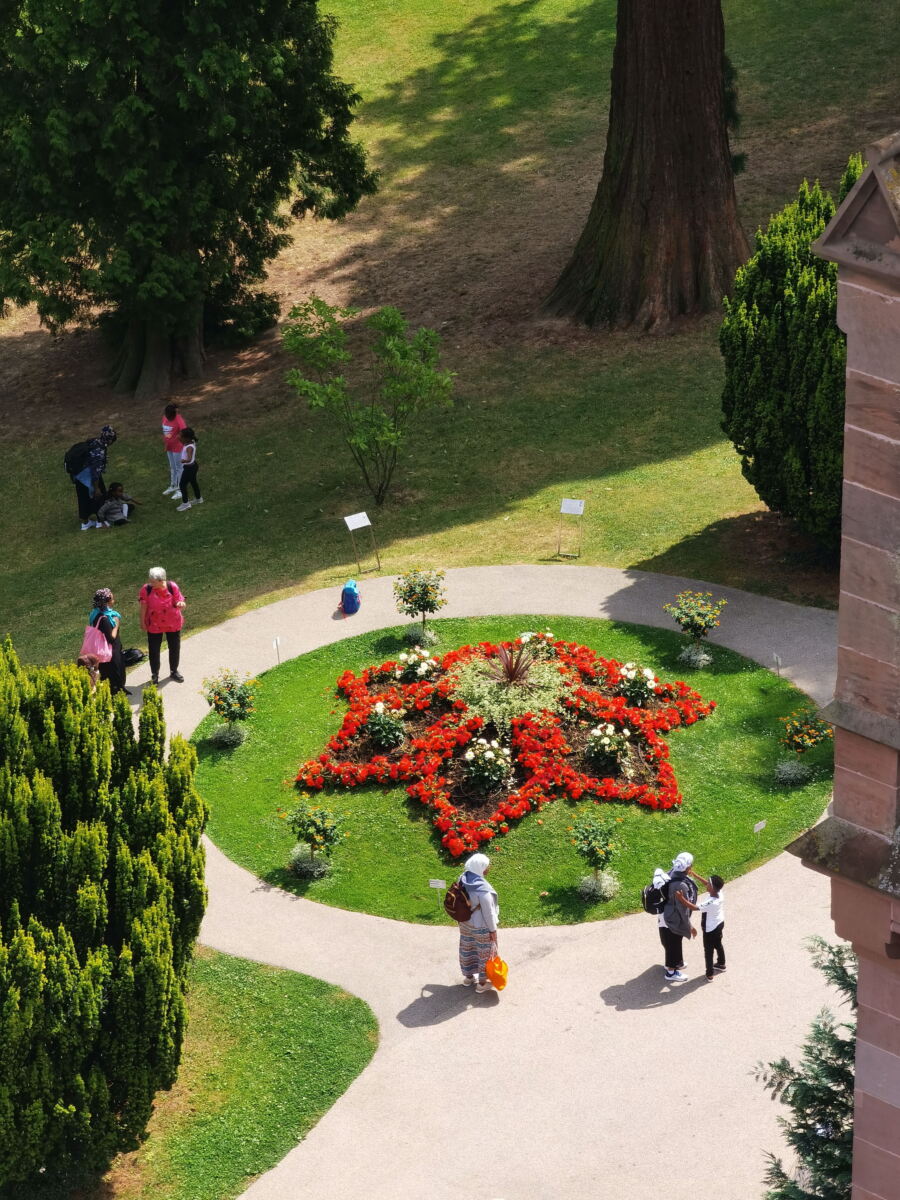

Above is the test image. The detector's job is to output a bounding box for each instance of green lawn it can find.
[194,616,832,926]
[84,949,377,1200]
[6,0,895,663]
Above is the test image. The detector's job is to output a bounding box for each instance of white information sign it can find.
[428,879,447,890]
[560,498,585,516]
[344,511,371,531]
[753,820,767,834]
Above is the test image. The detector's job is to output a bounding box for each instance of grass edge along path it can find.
[194,615,832,927]
[84,947,378,1200]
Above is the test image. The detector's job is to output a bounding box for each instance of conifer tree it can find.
[0,639,207,1193]
[756,938,856,1199]
[720,154,864,553]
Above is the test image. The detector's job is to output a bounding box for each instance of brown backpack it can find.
[443,879,473,922]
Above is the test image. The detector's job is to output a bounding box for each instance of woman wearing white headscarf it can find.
[457,853,500,993]
[659,851,699,982]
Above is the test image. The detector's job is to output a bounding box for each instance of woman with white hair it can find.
[138,566,187,686]
[457,853,500,993]
[659,851,700,983]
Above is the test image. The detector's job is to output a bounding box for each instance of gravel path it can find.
[131,565,838,1200]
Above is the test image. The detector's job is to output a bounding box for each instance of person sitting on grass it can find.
[97,481,139,527]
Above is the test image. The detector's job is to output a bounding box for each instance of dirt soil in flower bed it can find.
[335,673,658,819]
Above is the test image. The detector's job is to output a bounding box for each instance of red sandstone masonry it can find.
[837,594,900,667]
[836,646,900,716]
[839,538,900,615]
[846,372,900,441]
[858,1008,900,1061]
[832,765,899,838]
[834,730,900,787]
[843,427,900,501]
[842,483,900,556]
[853,1137,900,1199]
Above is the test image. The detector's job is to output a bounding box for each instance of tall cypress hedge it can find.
[720,154,863,552]
[0,640,207,1192]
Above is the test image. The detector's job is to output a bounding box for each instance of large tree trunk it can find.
[545,0,749,330]
[110,307,207,401]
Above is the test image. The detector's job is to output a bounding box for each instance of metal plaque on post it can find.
[343,511,381,574]
[557,498,585,558]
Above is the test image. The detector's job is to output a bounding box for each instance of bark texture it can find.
[111,314,206,402]
[545,0,749,330]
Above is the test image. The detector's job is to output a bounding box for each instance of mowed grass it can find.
[5,0,894,662]
[194,616,832,927]
[80,948,377,1200]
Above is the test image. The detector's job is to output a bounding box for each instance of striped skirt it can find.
[458,923,493,980]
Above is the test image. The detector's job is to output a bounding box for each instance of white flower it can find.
[464,750,474,761]
[623,728,631,738]
[417,663,430,675]
[374,702,385,714]
[491,740,498,748]
[399,652,408,663]
[643,668,656,681]
[520,632,534,642]
[600,737,610,746]
[591,726,602,736]
[502,748,511,757]
[485,751,495,760]
[604,723,615,735]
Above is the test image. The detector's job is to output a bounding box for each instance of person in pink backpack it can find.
[139,566,187,685]
[161,403,187,500]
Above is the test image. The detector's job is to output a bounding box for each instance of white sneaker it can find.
[176,501,192,511]
[162,486,175,495]
[461,975,475,986]
[664,970,688,983]
[80,521,96,531]
[170,491,182,502]
[192,497,204,505]
[475,980,493,993]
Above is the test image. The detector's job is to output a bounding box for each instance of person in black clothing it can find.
[69,425,117,530]
[88,587,129,695]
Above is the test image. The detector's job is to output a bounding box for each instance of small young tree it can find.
[571,809,618,880]
[720,155,864,552]
[393,569,448,633]
[756,937,856,1199]
[287,799,342,862]
[283,297,454,504]
[664,591,728,644]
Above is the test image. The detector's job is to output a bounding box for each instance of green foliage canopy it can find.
[0,0,376,399]
[720,156,863,552]
[283,297,454,504]
[0,642,207,1192]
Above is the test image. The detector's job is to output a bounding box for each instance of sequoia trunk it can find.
[111,308,207,401]
[545,0,749,330]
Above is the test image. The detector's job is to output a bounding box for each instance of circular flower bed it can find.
[296,634,715,856]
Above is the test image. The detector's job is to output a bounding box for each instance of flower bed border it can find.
[295,637,715,857]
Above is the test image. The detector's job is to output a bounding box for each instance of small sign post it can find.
[753,819,767,835]
[557,498,585,558]
[343,511,381,574]
[429,878,447,914]
[272,636,281,666]
[772,653,782,676]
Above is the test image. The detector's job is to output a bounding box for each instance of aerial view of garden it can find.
[1,0,897,1197]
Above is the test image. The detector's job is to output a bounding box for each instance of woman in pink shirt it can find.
[139,566,187,685]
[161,404,187,500]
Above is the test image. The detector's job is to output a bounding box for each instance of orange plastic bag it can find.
[485,955,508,991]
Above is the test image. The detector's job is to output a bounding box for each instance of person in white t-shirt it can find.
[692,870,726,981]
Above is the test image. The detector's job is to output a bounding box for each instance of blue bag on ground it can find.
[340,580,361,614]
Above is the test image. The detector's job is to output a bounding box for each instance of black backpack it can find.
[64,440,93,476]
[641,878,669,915]
[443,879,473,923]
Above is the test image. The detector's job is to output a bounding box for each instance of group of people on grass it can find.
[78,567,187,694]
[67,404,201,530]
[454,849,725,994]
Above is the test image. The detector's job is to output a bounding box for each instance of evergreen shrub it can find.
[0,642,207,1192]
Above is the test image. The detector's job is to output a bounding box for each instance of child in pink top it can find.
[161,404,187,498]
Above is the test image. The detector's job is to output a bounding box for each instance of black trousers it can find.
[180,462,201,499]
[74,476,104,521]
[147,631,181,677]
[659,926,685,971]
[703,922,725,974]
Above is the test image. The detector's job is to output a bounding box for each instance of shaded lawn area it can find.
[194,616,832,927]
[71,949,377,1200]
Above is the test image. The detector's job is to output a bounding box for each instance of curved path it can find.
[133,566,839,1200]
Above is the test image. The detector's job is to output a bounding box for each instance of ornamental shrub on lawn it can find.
[202,669,257,724]
[664,591,727,643]
[584,722,634,776]
[720,154,863,552]
[614,662,659,707]
[780,709,833,754]
[393,569,448,632]
[571,809,620,879]
[463,738,513,790]
[288,799,342,860]
[0,640,207,1192]
[283,299,454,505]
